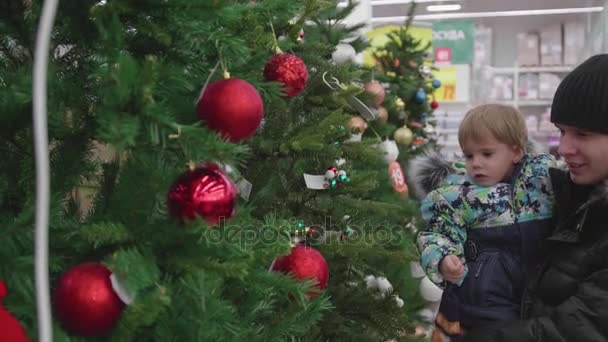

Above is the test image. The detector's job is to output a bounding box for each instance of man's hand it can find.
[439,255,465,284]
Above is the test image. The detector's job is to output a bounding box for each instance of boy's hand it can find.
[439,255,465,284]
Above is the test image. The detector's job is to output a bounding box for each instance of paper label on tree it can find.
[303,173,328,190]
[237,179,252,201]
[389,161,408,193]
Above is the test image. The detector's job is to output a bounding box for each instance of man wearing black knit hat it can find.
[464,54,608,341]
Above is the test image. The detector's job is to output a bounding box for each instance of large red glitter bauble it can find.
[54,263,124,336]
[272,245,329,298]
[167,163,237,224]
[0,280,29,342]
[197,78,264,142]
[263,53,308,97]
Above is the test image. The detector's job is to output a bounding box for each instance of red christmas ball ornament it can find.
[197,78,264,142]
[272,245,329,298]
[365,81,385,107]
[264,53,308,97]
[430,100,439,110]
[0,281,29,342]
[54,263,125,336]
[167,163,237,224]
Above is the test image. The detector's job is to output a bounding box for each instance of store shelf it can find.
[495,100,553,107]
[490,65,574,74]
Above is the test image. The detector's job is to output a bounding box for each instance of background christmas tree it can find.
[1,0,427,340]
[370,9,442,162]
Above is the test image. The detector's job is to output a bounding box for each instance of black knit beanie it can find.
[551,54,608,133]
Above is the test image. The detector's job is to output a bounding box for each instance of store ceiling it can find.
[372,0,604,19]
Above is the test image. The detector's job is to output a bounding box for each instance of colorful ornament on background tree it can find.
[0,280,29,342]
[271,245,329,298]
[432,79,442,89]
[197,77,264,142]
[264,53,308,97]
[413,137,426,146]
[430,100,439,110]
[409,120,424,129]
[424,124,436,135]
[394,126,414,145]
[167,162,237,224]
[375,106,388,124]
[395,97,406,111]
[414,89,427,104]
[347,115,368,134]
[418,65,433,79]
[365,81,385,107]
[54,263,125,336]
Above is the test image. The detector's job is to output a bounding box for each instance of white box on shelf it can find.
[519,73,539,100]
[564,21,585,66]
[517,33,540,66]
[538,73,561,99]
[490,75,513,101]
[540,24,563,66]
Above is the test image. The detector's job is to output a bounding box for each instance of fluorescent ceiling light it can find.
[372,6,603,22]
[372,0,459,4]
[427,4,461,12]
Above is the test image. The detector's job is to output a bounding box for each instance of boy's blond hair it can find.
[458,104,528,149]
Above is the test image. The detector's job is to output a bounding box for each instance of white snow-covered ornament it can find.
[418,65,433,79]
[419,276,443,302]
[332,43,357,65]
[410,261,426,279]
[353,52,364,66]
[375,276,393,295]
[378,139,399,164]
[423,124,436,135]
[366,275,393,299]
[393,295,404,308]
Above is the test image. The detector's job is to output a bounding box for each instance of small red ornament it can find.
[365,81,386,107]
[0,280,29,342]
[271,245,329,298]
[197,78,264,142]
[430,100,439,110]
[264,53,308,97]
[167,163,237,224]
[54,263,125,336]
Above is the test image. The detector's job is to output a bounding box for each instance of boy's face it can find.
[461,134,524,187]
[557,124,608,185]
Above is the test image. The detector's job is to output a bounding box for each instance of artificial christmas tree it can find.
[1,0,425,340]
[371,13,442,160]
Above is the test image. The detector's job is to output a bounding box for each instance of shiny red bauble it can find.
[0,280,29,342]
[54,263,124,336]
[272,245,329,298]
[264,53,308,97]
[167,163,237,224]
[197,78,264,142]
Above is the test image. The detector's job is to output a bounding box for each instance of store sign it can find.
[432,21,474,65]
